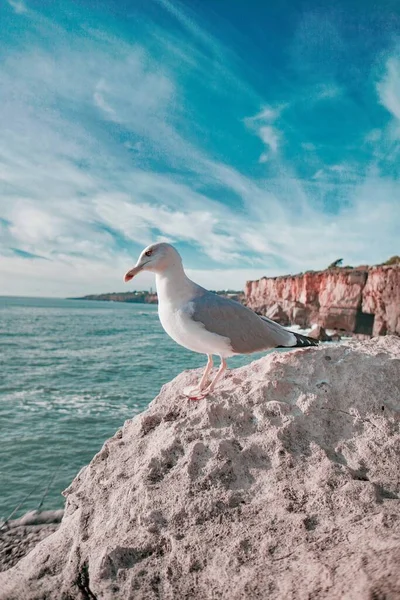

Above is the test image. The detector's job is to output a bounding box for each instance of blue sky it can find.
[0,0,399,296]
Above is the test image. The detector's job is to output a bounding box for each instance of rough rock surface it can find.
[265,302,291,326]
[1,337,400,600]
[0,524,59,573]
[0,511,63,572]
[245,265,400,337]
[308,326,332,342]
[362,266,400,336]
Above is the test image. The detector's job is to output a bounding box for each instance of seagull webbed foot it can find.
[183,386,209,401]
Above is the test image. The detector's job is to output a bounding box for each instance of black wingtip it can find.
[292,332,319,347]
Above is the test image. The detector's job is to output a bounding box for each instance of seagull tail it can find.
[276,331,319,348]
[290,332,319,347]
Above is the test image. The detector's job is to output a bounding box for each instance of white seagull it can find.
[124,243,318,400]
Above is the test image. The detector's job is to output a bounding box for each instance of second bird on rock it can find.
[124,243,318,400]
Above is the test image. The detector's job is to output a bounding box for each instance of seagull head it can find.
[124,243,182,282]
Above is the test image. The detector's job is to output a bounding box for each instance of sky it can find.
[0,0,399,297]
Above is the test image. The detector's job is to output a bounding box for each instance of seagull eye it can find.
[145,250,153,257]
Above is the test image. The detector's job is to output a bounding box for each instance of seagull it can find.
[124,243,318,400]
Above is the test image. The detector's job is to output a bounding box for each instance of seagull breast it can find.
[158,300,234,356]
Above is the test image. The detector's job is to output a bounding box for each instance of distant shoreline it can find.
[69,291,158,304]
[70,290,244,304]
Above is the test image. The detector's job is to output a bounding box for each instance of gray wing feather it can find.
[188,291,296,353]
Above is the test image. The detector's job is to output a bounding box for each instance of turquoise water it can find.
[0,296,266,519]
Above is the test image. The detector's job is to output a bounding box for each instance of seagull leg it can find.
[202,357,227,395]
[183,354,213,400]
[198,354,213,390]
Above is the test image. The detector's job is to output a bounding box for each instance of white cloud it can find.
[7,0,28,14]
[313,83,342,101]
[259,126,279,155]
[378,58,400,121]
[365,129,382,143]
[2,168,400,294]
[0,5,399,297]
[245,106,281,160]
[93,81,118,121]
[9,205,64,244]
[244,106,278,124]
[0,252,277,297]
[312,163,360,182]
[0,254,139,297]
[185,268,278,291]
[254,107,277,120]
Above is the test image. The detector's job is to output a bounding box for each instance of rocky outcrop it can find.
[362,266,400,335]
[1,337,400,600]
[308,325,333,342]
[245,265,400,337]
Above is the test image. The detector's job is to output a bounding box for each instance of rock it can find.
[265,303,290,326]
[1,337,400,600]
[4,510,64,528]
[362,266,400,336]
[330,332,342,342]
[0,524,59,573]
[308,325,332,342]
[245,265,400,337]
[291,302,311,328]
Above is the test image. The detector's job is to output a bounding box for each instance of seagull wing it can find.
[188,291,297,354]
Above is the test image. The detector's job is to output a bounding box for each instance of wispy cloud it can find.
[259,126,280,159]
[93,81,118,121]
[0,1,399,296]
[6,0,28,14]
[377,57,400,121]
[245,106,280,123]
[312,83,342,102]
[245,106,281,161]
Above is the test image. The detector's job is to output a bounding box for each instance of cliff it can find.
[245,265,400,337]
[1,337,400,600]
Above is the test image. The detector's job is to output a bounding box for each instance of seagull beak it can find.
[124,265,142,282]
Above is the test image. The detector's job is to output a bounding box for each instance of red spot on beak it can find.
[123,266,141,282]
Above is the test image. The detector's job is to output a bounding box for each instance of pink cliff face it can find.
[245,265,400,337]
[362,266,400,335]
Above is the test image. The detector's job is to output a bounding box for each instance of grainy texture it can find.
[0,524,59,572]
[1,337,400,600]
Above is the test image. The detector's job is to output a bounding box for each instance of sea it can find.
[0,296,271,520]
